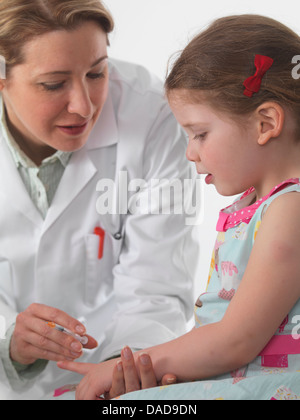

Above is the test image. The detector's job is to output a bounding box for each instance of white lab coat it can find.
[0,59,199,399]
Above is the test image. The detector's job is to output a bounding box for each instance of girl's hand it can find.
[10,303,98,366]
[58,346,177,400]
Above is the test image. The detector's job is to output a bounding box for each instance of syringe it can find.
[47,322,88,345]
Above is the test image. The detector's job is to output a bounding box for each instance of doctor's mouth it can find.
[95,171,204,226]
[56,121,90,136]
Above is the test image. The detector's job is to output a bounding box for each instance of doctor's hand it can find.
[10,303,98,366]
[106,346,177,400]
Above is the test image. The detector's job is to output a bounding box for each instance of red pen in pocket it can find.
[94,227,106,259]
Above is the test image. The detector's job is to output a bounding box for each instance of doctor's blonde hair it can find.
[0,0,114,77]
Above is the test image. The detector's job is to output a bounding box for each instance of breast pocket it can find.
[85,229,124,307]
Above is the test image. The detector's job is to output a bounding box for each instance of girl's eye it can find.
[193,133,207,141]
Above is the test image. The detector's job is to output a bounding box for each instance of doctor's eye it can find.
[40,82,65,91]
[87,72,106,80]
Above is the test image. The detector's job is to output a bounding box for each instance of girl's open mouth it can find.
[205,174,213,185]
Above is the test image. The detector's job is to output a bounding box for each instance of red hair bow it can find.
[243,55,274,98]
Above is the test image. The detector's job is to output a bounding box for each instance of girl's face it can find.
[0,21,109,163]
[169,90,261,197]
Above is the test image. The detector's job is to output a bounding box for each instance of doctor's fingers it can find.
[15,340,81,365]
[12,328,83,362]
[120,347,141,393]
[24,303,86,336]
[107,350,173,400]
[105,361,126,399]
[107,352,157,400]
[15,313,84,355]
[82,334,98,350]
[17,310,98,353]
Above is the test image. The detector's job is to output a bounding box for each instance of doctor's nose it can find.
[67,83,93,118]
[186,140,199,163]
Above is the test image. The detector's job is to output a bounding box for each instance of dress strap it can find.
[217,178,300,232]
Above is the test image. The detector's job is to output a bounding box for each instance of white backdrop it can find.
[104,0,300,299]
[0,0,299,401]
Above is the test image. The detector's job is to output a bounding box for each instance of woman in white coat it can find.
[0,0,198,399]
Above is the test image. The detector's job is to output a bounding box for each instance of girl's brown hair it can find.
[0,0,114,75]
[165,15,300,138]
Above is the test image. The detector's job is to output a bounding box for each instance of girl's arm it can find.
[59,192,300,398]
[147,192,300,381]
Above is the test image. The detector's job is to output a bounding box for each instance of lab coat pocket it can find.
[85,231,123,307]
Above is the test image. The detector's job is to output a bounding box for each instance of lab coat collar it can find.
[0,97,44,226]
[41,147,98,234]
[0,133,98,232]
[0,135,44,227]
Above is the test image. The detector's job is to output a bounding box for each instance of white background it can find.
[0,0,299,401]
[104,0,300,299]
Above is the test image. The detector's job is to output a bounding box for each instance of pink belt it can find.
[259,335,300,368]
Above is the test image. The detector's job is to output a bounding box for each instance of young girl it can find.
[59,14,300,400]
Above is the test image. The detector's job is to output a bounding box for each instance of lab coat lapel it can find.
[41,148,97,234]
[0,137,44,227]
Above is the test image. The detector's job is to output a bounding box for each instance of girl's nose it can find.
[186,140,199,163]
[67,83,93,118]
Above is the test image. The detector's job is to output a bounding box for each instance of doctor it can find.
[0,0,198,399]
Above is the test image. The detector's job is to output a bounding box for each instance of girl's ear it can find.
[256,102,285,145]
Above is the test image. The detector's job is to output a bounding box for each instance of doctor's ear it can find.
[0,80,5,91]
[255,102,285,146]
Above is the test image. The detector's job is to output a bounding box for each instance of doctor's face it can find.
[0,21,109,164]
